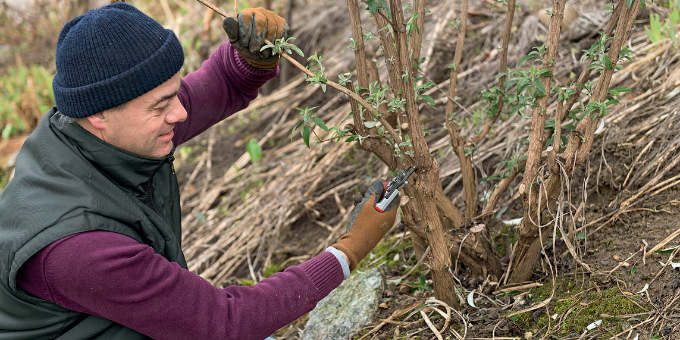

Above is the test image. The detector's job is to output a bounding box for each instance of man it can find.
[0,3,399,340]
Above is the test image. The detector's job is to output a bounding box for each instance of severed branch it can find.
[195,0,411,155]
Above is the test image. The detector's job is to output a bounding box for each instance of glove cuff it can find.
[242,55,280,69]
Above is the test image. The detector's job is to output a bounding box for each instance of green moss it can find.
[262,264,282,278]
[237,278,255,286]
[511,280,647,337]
[0,166,11,192]
[356,237,413,271]
[492,225,518,258]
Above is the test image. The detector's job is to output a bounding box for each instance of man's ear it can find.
[85,112,107,131]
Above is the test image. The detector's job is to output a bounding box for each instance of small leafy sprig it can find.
[260,37,304,57]
[305,53,328,92]
[291,106,327,147]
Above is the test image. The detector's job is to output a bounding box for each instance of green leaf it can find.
[626,0,632,8]
[534,78,546,98]
[301,125,311,147]
[195,211,206,223]
[246,138,262,164]
[656,246,678,254]
[289,45,304,57]
[603,54,614,70]
[419,95,436,106]
[291,120,303,137]
[365,0,389,15]
[311,117,330,131]
[574,231,587,241]
[2,124,13,139]
[260,44,275,52]
[363,121,379,128]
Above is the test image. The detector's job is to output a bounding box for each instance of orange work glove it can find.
[332,181,400,271]
[222,8,288,69]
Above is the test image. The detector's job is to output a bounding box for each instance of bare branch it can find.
[346,0,369,90]
[444,0,468,119]
[373,8,404,98]
[472,0,516,144]
[482,160,524,218]
[555,0,624,124]
[409,0,426,64]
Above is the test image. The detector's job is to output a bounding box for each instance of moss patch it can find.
[0,166,11,192]
[356,237,414,271]
[510,280,647,337]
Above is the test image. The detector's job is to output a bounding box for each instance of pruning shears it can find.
[375,166,415,213]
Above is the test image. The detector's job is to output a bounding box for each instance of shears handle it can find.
[374,182,392,213]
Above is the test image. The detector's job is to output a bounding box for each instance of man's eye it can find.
[154,104,169,113]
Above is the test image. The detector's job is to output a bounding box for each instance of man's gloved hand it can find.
[331,181,400,271]
[222,8,288,69]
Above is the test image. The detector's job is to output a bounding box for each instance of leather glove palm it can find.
[222,8,288,69]
[332,181,400,271]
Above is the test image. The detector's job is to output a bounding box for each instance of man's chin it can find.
[150,141,174,158]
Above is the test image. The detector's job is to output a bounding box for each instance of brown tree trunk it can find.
[403,163,459,308]
[509,0,640,283]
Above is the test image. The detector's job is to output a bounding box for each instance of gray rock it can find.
[302,268,383,340]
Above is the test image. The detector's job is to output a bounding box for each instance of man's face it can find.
[90,73,187,158]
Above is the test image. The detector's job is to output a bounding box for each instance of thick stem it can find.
[510,0,640,283]
[435,184,465,229]
[346,0,369,90]
[510,0,568,284]
[409,0,426,66]
[519,0,567,198]
[405,166,459,308]
[576,0,640,163]
[390,0,428,169]
[548,99,563,173]
[347,81,368,136]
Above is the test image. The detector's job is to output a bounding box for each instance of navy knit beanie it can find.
[53,2,184,118]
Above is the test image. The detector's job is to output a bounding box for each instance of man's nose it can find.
[166,97,187,124]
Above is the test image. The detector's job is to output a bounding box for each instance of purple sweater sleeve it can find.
[172,41,278,146]
[16,231,343,340]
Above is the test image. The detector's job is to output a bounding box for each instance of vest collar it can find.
[49,111,173,194]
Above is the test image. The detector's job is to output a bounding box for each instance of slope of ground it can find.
[175,1,680,338]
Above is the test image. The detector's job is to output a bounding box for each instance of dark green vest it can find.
[0,108,187,339]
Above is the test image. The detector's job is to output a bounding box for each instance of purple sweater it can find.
[16,42,344,340]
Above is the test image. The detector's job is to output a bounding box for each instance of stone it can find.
[302,268,383,340]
